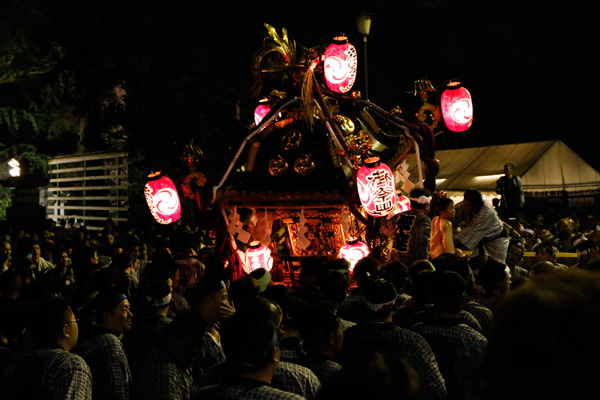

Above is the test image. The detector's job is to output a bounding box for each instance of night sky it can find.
[5,1,596,174]
[223,1,599,172]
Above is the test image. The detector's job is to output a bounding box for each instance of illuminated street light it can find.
[8,159,20,177]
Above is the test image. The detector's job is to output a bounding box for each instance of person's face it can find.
[200,288,229,322]
[534,227,549,239]
[56,251,70,270]
[105,299,133,335]
[130,246,140,260]
[506,245,524,267]
[1,242,11,261]
[534,248,554,264]
[140,245,148,261]
[441,202,456,219]
[32,244,41,260]
[557,220,573,235]
[463,199,474,213]
[90,251,99,265]
[504,165,514,177]
[211,288,230,320]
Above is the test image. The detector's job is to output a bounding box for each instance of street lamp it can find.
[8,159,20,177]
[356,12,373,99]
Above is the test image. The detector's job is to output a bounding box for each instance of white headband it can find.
[361,295,397,312]
[587,225,600,236]
[573,235,587,248]
[409,195,432,205]
[146,292,172,307]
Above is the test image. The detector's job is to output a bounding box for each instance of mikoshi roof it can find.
[405,140,600,197]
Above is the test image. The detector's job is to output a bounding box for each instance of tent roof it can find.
[407,140,600,195]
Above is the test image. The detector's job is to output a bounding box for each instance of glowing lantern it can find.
[246,240,273,272]
[356,156,397,217]
[254,102,271,126]
[144,172,181,225]
[323,34,358,93]
[396,194,411,213]
[339,239,370,272]
[440,81,473,132]
[8,159,20,177]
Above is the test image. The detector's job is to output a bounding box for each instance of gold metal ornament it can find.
[253,24,297,74]
[335,115,355,134]
[268,155,289,176]
[416,102,441,129]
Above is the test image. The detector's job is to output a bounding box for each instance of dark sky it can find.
[223,1,600,172]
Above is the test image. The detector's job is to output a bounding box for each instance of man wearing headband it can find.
[571,236,600,270]
[339,277,447,400]
[454,189,509,263]
[202,297,321,399]
[196,306,305,400]
[380,187,433,268]
[411,271,487,400]
[533,243,569,271]
[137,312,207,400]
[189,278,234,386]
[0,297,92,400]
[297,301,343,383]
[123,279,173,380]
[75,289,133,400]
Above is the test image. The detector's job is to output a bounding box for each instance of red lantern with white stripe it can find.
[254,102,271,126]
[144,172,181,225]
[440,81,473,132]
[356,156,397,217]
[396,194,411,212]
[339,239,370,273]
[323,34,358,94]
[246,240,273,272]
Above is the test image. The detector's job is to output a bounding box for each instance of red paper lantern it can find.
[339,239,370,272]
[246,240,273,272]
[440,81,473,132]
[144,172,181,225]
[254,103,271,126]
[323,34,358,94]
[356,156,397,217]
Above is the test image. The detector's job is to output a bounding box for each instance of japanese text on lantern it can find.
[358,164,397,217]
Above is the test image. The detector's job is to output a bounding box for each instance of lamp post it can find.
[356,12,373,99]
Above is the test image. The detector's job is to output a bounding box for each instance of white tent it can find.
[405,140,600,199]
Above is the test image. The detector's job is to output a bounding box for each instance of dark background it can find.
[1,0,598,174]
[241,0,599,170]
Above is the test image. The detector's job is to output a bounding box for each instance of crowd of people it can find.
[0,183,599,400]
